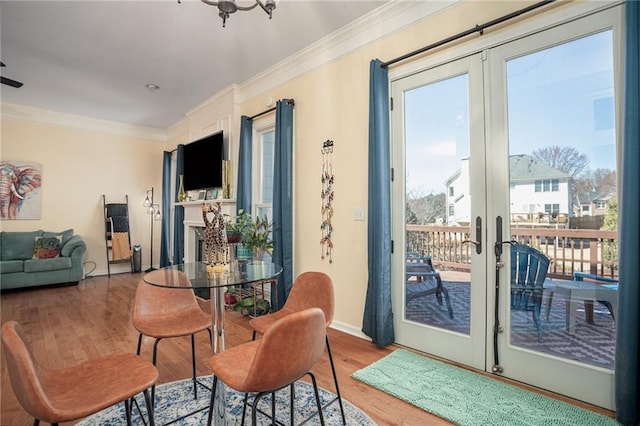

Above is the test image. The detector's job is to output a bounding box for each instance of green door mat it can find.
[352,349,618,425]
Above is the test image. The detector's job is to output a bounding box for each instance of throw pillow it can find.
[33,236,62,259]
[43,229,74,245]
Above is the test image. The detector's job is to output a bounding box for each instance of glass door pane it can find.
[506,30,617,370]
[405,73,471,334]
[392,54,486,369]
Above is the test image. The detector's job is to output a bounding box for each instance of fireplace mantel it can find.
[178,199,236,263]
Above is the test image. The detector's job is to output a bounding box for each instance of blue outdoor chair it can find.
[511,243,550,341]
[405,254,454,319]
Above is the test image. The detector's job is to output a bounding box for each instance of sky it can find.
[403,29,616,197]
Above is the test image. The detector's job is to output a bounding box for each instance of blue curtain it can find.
[272,99,294,310]
[237,116,253,214]
[362,59,394,347]
[616,1,639,424]
[173,144,185,265]
[159,151,172,267]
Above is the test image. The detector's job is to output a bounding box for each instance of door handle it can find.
[462,216,482,254]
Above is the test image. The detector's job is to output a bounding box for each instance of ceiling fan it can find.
[1,62,24,88]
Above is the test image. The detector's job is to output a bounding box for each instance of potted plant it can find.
[241,214,274,261]
[224,209,252,244]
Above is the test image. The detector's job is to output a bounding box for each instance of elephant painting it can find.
[0,161,42,220]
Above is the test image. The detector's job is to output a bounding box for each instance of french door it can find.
[391,5,621,409]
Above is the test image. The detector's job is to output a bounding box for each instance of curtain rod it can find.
[381,0,555,68]
[249,98,295,120]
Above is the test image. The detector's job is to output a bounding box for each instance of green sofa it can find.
[0,229,86,290]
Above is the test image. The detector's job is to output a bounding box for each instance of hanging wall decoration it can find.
[0,160,43,220]
[320,140,334,263]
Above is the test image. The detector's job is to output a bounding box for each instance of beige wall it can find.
[1,118,168,275]
[1,0,571,334]
[230,1,552,332]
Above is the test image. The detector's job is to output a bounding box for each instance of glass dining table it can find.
[143,260,282,423]
[143,260,283,354]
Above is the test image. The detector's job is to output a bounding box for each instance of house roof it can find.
[509,154,571,181]
[444,154,570,184]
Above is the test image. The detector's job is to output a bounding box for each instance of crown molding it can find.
[237,0,461,103]
[0,102,168,141]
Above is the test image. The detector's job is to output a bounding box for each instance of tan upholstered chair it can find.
[132,273,212,403]
[1,321,158,426]
[249,271,346,424]
[207,307,327,426]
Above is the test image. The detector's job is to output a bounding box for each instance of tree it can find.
[531,146,590,180]
[575,168,617,195]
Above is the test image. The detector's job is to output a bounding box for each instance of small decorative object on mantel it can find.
[202,203,229,273]
[177,174,187,202]
[320,140,334,263]
[222,160,231,199]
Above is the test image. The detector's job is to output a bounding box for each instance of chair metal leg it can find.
[308,372,326,426]
[271,392,276,425]
[290,383,295,425]
[191,334,198,400]
[252,392,268,426]
[325,335,346,425]
[207,376,218,426]
[136,333,143,355]
[143,388,156,426]
[124,397,132,425]
[151,337,162,405]
[241,392,249,425]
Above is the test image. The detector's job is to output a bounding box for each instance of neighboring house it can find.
[574,191,615,217]
[444,154,571,225]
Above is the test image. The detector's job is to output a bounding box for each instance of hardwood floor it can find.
[1,274,614,425]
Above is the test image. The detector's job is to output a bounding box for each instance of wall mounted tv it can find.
[182,131,224,191]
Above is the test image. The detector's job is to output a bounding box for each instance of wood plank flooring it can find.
[1,273,614,425]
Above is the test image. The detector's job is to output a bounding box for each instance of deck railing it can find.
[406,224,618,280]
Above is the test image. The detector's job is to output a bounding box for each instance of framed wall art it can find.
[0,160,43,220]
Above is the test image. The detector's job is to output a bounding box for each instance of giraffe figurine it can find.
[202,203,229,272]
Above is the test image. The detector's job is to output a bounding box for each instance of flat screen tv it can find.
[183,131,224,191]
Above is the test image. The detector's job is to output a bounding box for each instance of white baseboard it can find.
[329,320,372,342]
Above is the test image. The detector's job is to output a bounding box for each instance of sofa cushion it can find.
[24,256,72,273]
[43,229,74,246]
[1,231,43,260]
[33,236,62,259]
[0,260,24,274]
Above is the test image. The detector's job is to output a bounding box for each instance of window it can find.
[544,204,560,213]
[535,179,559,192]
[255,129,275,221]
[595,201,607,209]
[448,205,455,216]
[449,186,455,197]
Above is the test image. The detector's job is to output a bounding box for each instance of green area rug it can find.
[352,349,618,426]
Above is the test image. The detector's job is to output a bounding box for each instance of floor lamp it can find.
[143,187,161,272]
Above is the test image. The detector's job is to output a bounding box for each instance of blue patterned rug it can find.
[78,375,375,425]
[352,349,618,426]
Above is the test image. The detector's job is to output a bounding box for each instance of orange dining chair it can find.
[132,272,212,403]
[1,320,158,426]
[207,307,327,425]
[248,271,346,424]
